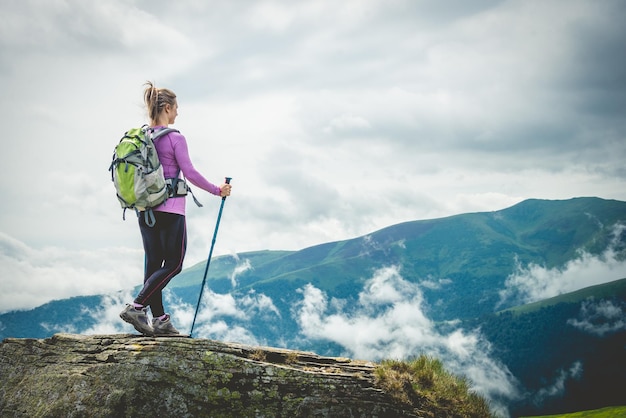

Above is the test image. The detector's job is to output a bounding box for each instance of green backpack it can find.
[109,125,178,226]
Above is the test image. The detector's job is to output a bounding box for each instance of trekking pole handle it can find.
[222,177,232,201]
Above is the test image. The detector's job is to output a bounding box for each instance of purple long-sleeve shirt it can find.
[152,127,221,215]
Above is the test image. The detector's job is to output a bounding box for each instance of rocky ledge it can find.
[0,333,419,417]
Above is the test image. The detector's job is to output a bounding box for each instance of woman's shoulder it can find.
[164,128,186,143]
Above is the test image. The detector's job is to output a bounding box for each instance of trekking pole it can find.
[190,177,232,338]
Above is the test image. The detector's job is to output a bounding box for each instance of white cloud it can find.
[567,299,626,336]
[294,266,521,412]
[240,291,281,318]
[230,257,252,288]
[0,232,143,314]
[189,288,280,343]
[196,290,246,322]
[323,114,372,135]
[83,290,138,335]
[77,285,279,344]
[499,224,626,306]
[534,361,583,402]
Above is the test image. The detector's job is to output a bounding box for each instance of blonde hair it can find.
[143,81,177,122]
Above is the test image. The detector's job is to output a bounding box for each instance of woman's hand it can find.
[220,183,232,197]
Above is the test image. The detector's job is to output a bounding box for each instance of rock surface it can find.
[0,333,419,417]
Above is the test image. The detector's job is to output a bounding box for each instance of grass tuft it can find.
[374,355,494,418]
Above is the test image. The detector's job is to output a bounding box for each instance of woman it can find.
[120,81,232,336]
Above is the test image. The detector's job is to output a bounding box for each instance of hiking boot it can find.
[152,315,180,336]
[120,304,153,336]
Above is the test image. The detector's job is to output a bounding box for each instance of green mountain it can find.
[1,197,625,417]
[175,196,626,321]
[467,278,626,416]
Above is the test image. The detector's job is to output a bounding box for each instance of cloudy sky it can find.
[1,0,625,312]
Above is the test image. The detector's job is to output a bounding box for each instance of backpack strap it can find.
[151,127,179,141]
[177,169,204,207]
[144,208,157,227]
[188,187,204,208]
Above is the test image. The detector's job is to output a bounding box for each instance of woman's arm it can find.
[171,133,222,196]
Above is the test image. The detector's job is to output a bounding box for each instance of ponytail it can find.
[143,81,177,123]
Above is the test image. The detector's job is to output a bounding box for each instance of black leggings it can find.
[135,211,187,317]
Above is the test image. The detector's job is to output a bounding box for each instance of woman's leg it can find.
[136,211,187,317]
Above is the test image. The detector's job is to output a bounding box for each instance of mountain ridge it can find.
[503,277,626,316]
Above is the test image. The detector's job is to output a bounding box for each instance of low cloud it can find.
[534,361,583,403]
[79,286,280,345]
[294,266,521,415]
[191,288,281,344]
[0,232,143,313]
[498,223,626,307]
[185,289,251,342]
[83,290,138,335]
[567,299,626,336]
[230,256,252,288]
